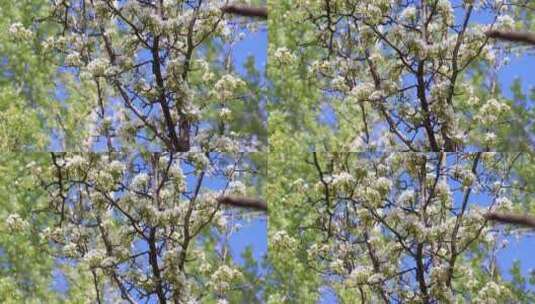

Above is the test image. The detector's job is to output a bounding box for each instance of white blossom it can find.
[400,6,417,21]
[63,242,78,257]
[131,172,150,190]
[496,15,515,30]
[273,47,296,65]
[375,177,392,194]
[483,132,497,144]
[84,249,107,267]
[65,155,86,170]
[108,160,126,176]
[65,52,83,66]
[397,189,415,206]
[87,58,111,76]
[350,82,375,101]
[213,74,246,100]
[9,22,33,40]
[347,265,373,285]
[331,172,355,188]
[271,230,296,249]
[368,273,385,284]
[209,265,241,293]
[219,107,232,120]
[227,181,247,196]
[6,213,28,232]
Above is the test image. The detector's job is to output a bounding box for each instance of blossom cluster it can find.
[37,152,260,301]
[39,0,263,151]
[8,22,33,41]
[270,152,529,302]
[278,0,522,151]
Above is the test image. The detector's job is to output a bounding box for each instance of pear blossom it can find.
[350,82,375,101]
[496,15,515,30]
[6,213,28,232]
[400,6,417,21]
[131,172,150,190]
[219,107,232,120]
[209,265,241,293]
[86,58,110,76]
[9,22,33,40]
[36,152,260,302]
[331,172,355,188]
[269,153,530,302]
[273,47,296,65]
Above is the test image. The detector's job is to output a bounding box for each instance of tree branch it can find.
[485,212,535,229]
[486,30,535,45]
[217,196,267,211]
[221,4,267,19]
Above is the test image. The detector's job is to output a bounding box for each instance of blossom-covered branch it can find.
[38,152,265,302]
[41,0,264,152]
[269,0,526,151]
[268,152,532,302]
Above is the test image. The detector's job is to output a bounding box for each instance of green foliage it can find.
[0,1,90,150]
[0,154,60,302]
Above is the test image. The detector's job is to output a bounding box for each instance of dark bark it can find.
[485,212,535,229]
[148,228,167,304]
[415,243,430,304]
[486,30,535,45]
[216,196,267,211]
[221,4,267,19]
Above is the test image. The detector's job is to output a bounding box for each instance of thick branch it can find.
[486,30,535,45]
[148,229,166,304]
[217,196,267,211]
[415,243,430,304]
[485,212,535,229]
[221,4,267,19]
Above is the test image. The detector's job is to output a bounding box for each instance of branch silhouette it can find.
[221,4,267,19]
[486,30,535,45]
[217,196,267,211]
[485,212,535,229]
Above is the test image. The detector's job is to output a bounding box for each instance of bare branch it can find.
[217,196,267,211]
[485,212,535,229]
[221,4,267,19]
[486,30,535,45]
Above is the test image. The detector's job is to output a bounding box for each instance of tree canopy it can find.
[268,0,535,152]
[2,0,535,303]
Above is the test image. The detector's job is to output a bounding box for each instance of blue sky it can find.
[211,26,268,267]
